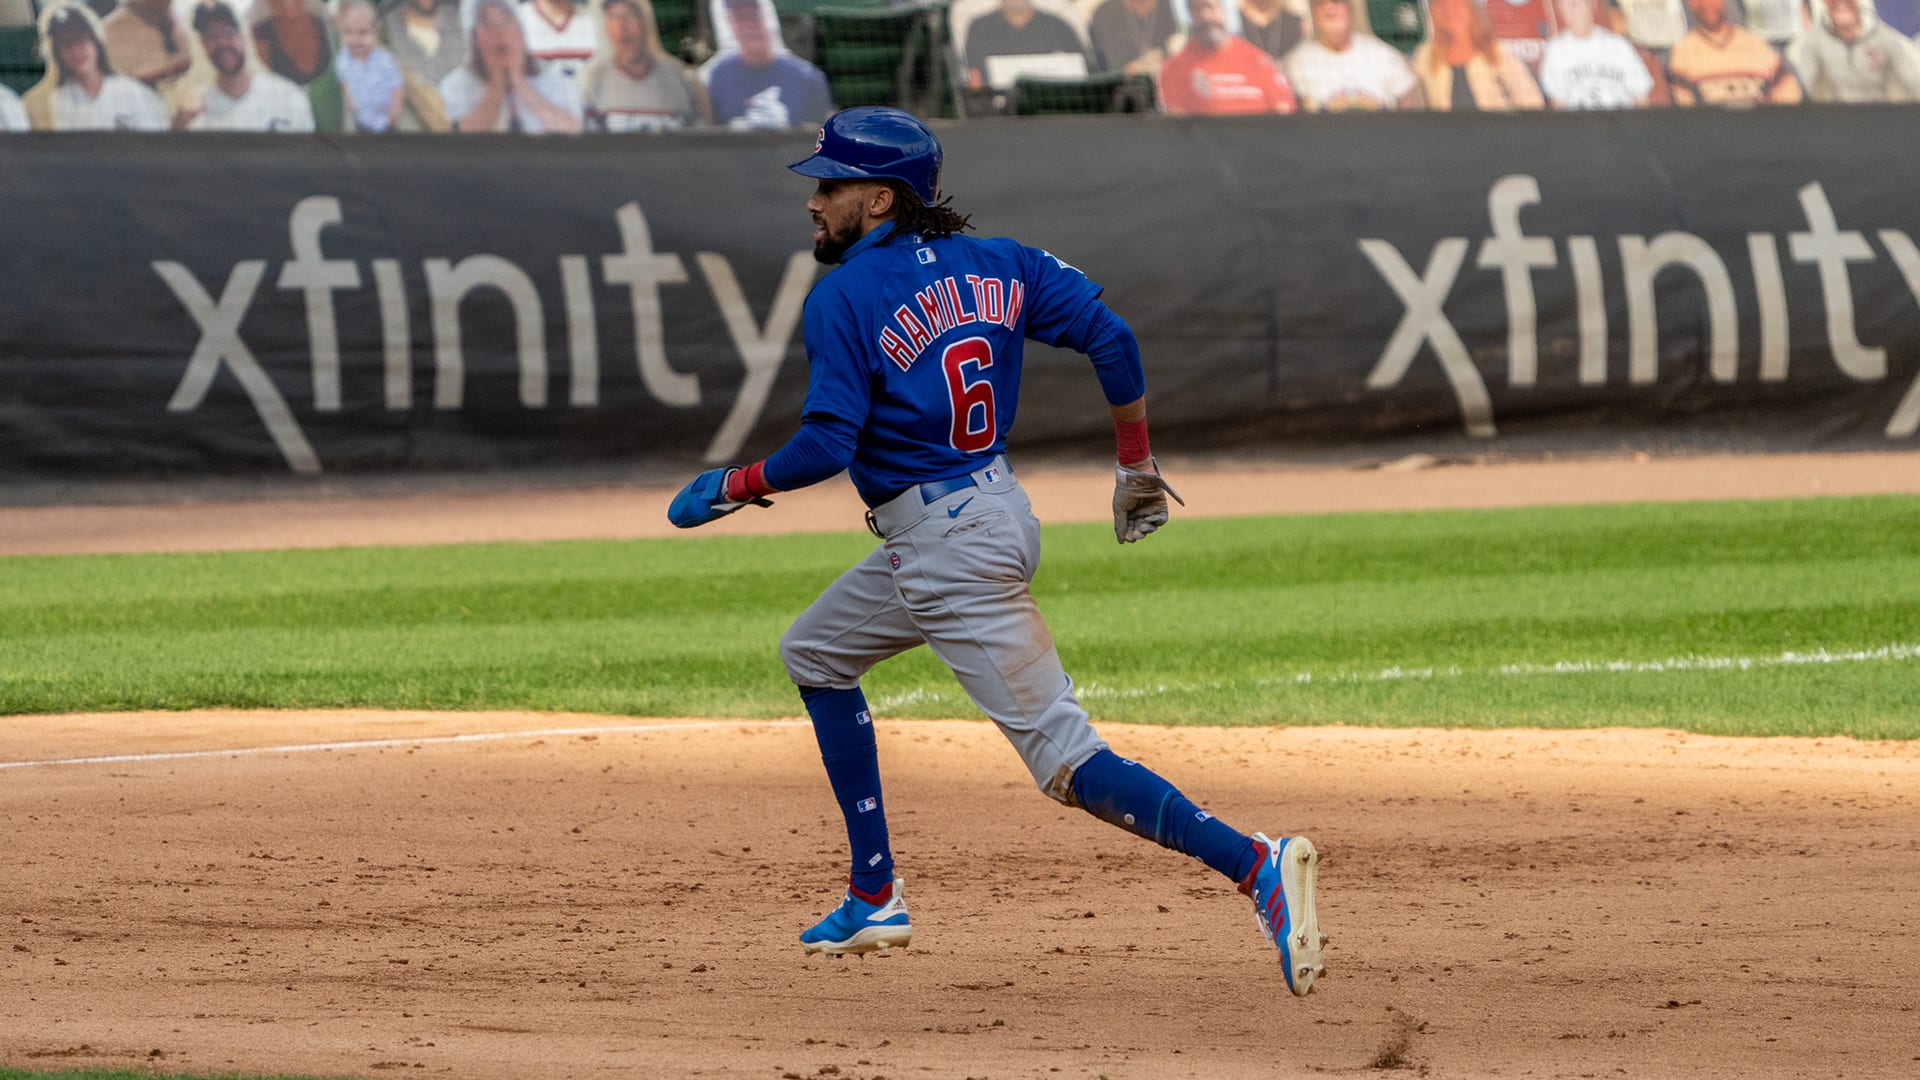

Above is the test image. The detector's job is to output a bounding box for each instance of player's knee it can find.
[778,626,812,683]
[779,624,831,686]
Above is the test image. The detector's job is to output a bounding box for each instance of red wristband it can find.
[1114,416,1152,468]
[724,461,775,502]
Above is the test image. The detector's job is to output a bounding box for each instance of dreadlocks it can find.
[879,181,974,243]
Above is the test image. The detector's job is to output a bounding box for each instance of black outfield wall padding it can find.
[3,108,1918,483]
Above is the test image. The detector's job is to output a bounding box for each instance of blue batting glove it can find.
[668,467,769,529]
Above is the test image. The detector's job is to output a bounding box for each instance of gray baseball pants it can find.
[779,456,1109,804]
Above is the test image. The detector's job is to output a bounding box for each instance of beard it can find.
[812,219,860,265]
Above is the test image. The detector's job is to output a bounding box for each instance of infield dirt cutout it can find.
[4,452,1920,1079]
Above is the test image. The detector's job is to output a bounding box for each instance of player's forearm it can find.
[1074,303,1147,407]
[724,415,859,501]
[1111,398,1152,469]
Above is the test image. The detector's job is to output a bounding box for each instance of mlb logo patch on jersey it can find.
[855,710,872,726]
[856,797,878,813]
[916,247,937,265]
[982,466,1001,484]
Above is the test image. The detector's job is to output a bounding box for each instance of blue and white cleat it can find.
[1241,834,1325,996]
[801,877,913,956]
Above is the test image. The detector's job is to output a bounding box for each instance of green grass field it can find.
[2,494,1918,1080]
[2,494,1916,739]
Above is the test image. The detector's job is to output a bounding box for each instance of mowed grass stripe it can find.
[1,495,1915,737]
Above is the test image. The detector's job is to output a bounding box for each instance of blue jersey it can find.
[798,222,1114,505]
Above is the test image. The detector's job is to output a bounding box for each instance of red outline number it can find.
[942,336,995,453]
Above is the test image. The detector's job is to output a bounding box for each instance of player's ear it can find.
[866,182,896,219]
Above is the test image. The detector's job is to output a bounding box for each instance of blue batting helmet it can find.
[788,107,942,207]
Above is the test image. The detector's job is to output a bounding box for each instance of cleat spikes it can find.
[1244,834,1324,998]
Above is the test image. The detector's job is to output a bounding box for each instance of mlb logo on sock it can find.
[857,797,878,813]
[855,710,871,725]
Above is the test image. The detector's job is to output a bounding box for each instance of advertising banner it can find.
[3,109,1918,484]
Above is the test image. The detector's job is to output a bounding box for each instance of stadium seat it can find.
[1013,70,1153,114]
[654,0,705,61]
[1363,0,1427,53]
[812,3,950,112]
[777,0,889,14]
[946,0,1093,115]
[0,24,40,96]
[765,0,887,66]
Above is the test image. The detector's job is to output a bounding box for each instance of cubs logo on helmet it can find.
[787,106,943,207]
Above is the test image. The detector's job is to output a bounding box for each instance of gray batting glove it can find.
[1113,458,1185,544]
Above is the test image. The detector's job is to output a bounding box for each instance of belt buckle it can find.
[865,509,882,539]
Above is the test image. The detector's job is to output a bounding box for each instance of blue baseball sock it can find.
[798,685,895,897]
[1071,749,1261,884]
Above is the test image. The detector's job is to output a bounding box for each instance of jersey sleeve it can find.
[1076,303,1147,405]
[797,283,875,431]
[1015,244,1144,405]
[760,414,859,491]
[1017,243,1106,347]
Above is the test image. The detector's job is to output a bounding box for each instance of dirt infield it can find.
[4,451,1920,1079]
[8,448,1920,555]
[3,714,1918,1079]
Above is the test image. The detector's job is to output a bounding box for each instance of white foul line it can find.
[1292,642,1920,686]
[1059,642,1920,701]
[0,719,810,772]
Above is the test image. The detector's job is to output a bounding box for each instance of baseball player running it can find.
[669,107,1325,995]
